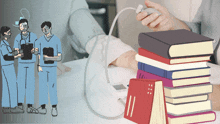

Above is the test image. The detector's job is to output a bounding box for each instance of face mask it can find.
[19,23,28,32]
[4,34,11,39]
[42,26,51,35]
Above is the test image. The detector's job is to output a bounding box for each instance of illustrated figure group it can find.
[1,19,62,117]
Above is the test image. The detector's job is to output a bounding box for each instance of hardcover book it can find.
[165,94,208,104]
[137,70,210,88]
[138,29,213,59]
[138,62,210,80]
[164,84,213,98]
[168,111,216,124]
[138,48,210,64]
[136,54,208,71]
[166,100,212,116]
[124,79,168,124]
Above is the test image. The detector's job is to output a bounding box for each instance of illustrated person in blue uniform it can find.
[0,26,24,114]
[36,21,62,117]
[13,19,39,113]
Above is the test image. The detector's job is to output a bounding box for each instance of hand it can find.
[14,48,19,54]
[15,53,23,59]
[43,55,48,58]
[136,0,176,31]
[38,66,43,72]
[208,85,220,111]
[31,48,38,54]
[31,48,34,53]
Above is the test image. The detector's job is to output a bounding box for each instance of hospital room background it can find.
[1,0,217,123]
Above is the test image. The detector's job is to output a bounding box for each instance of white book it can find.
[165,95,208,104]
[135,54,208,71]
[164,84,212,98]
[166,100,212,116]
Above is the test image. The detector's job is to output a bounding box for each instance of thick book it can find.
[138,29,213,59]
[138,48,210,64]
[136,54,208,71]
[124,79,168,124]
[165,94,208,104]
[138,62,210,80]
[166,100,212,116]
[168,111,216,124]
[164,84,213,98]
[137,70,210,88]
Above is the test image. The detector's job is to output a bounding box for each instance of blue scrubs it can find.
[14,32,38,105]
[0,40,17,108]
[36,35,62,106]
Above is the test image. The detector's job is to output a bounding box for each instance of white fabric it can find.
[84,34,135,117]
[85,35,135,66]
[55,59,220,124]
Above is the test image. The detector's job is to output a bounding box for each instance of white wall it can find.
[116,0,202,52]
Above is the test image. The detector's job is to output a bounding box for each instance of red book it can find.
[124,79,169,124]
[138,48,210,65]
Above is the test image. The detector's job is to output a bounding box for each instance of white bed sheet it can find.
[54,59,220,124]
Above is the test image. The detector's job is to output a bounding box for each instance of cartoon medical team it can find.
[1,20,61,117]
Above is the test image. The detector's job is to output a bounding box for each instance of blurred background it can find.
[0,0,203,123]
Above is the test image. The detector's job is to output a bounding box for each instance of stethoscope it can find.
[19,32,31,48]
[2,40,13,53]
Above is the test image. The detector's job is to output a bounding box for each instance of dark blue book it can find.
[138,62,210,80]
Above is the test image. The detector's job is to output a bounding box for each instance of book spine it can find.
[138,33,171,59]
[124,80,141,123]
[138,62,173,79]
[137,70,174,87]
[162,82,169,124]
[139,48,171,64]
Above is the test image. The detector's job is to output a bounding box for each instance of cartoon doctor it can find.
[0,26,24,113]
[13,19,39,113]
[36,21,62,117]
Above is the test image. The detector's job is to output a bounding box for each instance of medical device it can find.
[12,8,30,27]
[84,4,161,120]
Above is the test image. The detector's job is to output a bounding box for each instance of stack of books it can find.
[136,29,216,124]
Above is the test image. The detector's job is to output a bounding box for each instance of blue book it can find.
[138,62,210,80]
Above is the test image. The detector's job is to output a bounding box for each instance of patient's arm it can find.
[110,50,138,72]
[69,8,137,71]
[209,85,220,111]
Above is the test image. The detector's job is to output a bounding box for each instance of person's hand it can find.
[43,55,48,58]
[31,48,38,54]
[15,53,23,59]
[38,66,43,72]
[209,85,220,111]
[136,0,175,31]
[31,48,34,53]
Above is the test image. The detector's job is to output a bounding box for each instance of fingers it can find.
[136,11,148,21]
[150,20,171,32]
[141,12,159,26]
[145,0,163,12]
[148,15,167,28]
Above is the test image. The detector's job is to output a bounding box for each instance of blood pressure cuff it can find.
[43,47,54,64]
[21,43,33,60]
